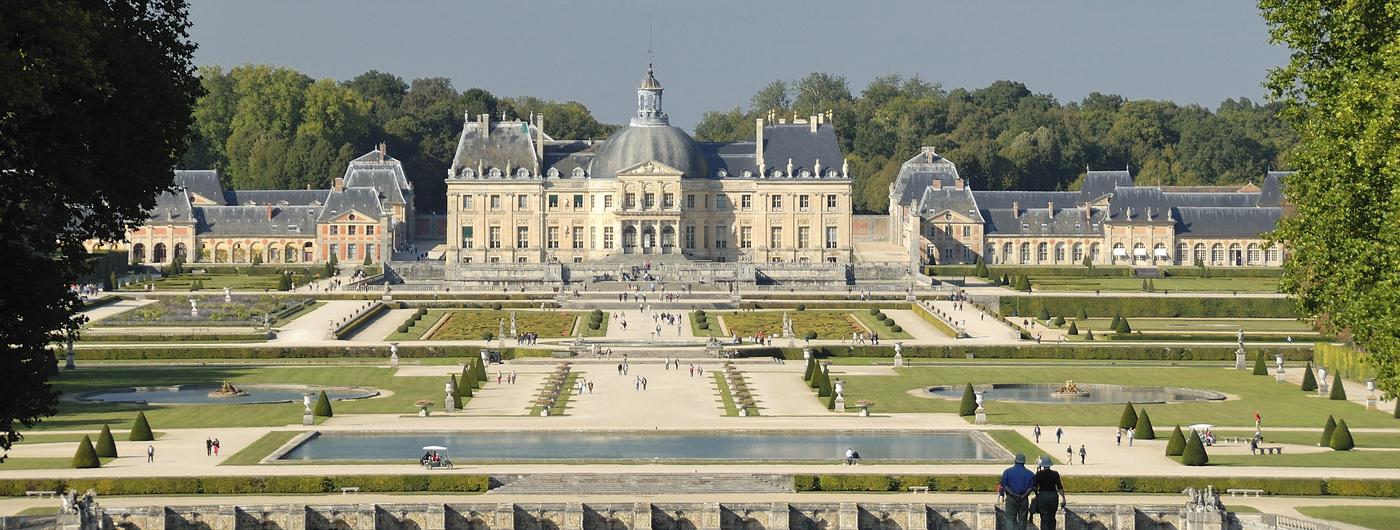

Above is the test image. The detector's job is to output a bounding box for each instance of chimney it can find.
[931,179,942,190]
[1083,204,1091,219]
[755,118,765,173]
[809,116,819,133]
[921,146,938,163]
[333,177,345,192]
[480,114,489,139]
[266,205,274,220]
[954,178,964,190]
[1047,201,1054,215]
[1013,201,1020,218]
[376,142,387,161]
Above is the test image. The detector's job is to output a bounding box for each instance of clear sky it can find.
[188,0,1288,130]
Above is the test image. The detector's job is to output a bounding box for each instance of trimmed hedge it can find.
[1105,333,1326,342]
[791,474,1385,497]
[128,412,154,441]
[78,332,270,343]
[72,345,532,360]
[925,265,1283,279]
[0,475,490,497]
[1314,342,1375,381]
[1000,296,1299,318]
[752,344,1311,362]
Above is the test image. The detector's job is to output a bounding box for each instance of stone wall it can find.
[77,501,1234,530]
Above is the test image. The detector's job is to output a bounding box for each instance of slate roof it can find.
[146,189,195,224]
[983,206,1106,237]
[1105,187,1171,222]
[918,186,984,223]
[344,150,412,204]
[1174,207,1284,237]
[173,170,226,205]
[971,191,1081,211]
[891,150,960,206]
[1257,172,1289,207]
[317,188,385,223]
[1161,192,1259,208]
[449,120,539,178]
[223,190,327,206]
[196,205,320,236]
[1081,170,1134,199]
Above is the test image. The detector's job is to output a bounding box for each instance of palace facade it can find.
[96,147,414,266]
[443,66,855,265]
[890,147,1288,268]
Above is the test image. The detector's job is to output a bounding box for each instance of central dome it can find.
[589,125,709,179]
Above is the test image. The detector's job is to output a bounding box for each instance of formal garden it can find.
[423,309,595,340]
[92,295,318,328]
[709,309,900,340]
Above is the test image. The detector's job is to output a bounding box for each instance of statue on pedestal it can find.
[223,287,232,303]
[510,311,518,338]
[189,298,198,318]
[782,312,794,338]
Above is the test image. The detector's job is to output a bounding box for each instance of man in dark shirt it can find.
[998,453,1035,530]
[1031,456,1067,530]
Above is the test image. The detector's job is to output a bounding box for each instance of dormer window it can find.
[771,169,784,178]
[462,169,475,178]
[546,168,560,178]
[716,169,728,178]
[572,167,586,178]
[740,170,752,178]
[825,169,839,178]
[515,168,530,178]
[488,168,502,178]
[798,169,811,177]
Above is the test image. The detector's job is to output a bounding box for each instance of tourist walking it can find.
[1065,446,1072,465]
[205,437,212,456]
[213,438,221,456]
[1078,445,1086,465]
[641,377,648,390]
[1116,430,1121,446]
[1033,425,1041,444]
[146,444,155,463]
[998,453,1034,530]
[1055,426,1063,444]
[1127,428,1135,447]
[1031,456,1067,530]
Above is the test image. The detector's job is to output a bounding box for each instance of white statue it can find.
[189,298,198,317]
[510,311,518,338]
[894,342,903,356]
[223,287,232,303]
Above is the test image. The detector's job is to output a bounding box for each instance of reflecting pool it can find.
[925,383,1225,404]
[79,385,379,405]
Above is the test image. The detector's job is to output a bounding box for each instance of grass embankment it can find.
[837,365,1395,428]
[1064,318,1315,334]
[1027,277,1279,293]
[529,372,581,416]
[849,311,914,339]
[35,365,454,431]
[986,430,1060,465]
[384,309,449,341]
[1209,451,1400,469]
[220,431,303,466]
[1296,506,1400,530]
[14,432,164,445]
[712,372,760,417]
[0,458,114,470]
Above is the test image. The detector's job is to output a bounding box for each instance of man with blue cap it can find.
[998,453,1034,529]
[1031,455,1067,530]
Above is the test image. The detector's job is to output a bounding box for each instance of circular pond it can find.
[78,384,379,405]
[925,383,1224,404]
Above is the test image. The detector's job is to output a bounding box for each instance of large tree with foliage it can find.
[1261,0,1400,400]
[0,0,201,461]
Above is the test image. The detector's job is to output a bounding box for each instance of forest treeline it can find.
[184,66,1294,214]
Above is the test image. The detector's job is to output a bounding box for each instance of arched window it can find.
[1229,243,1243,266]
[1019,242,1031,264]
[1054,242,1066,263]
[285,244,297,263]
[515,168,530,178]
[269,246,280,262]
[1153,243,1167,262]
[1036,242,1048,263]
[1112,242,1126,263]
[1089,243,1101,263]
[1193,243,1207,265]
[1247,243,1262,265]
[572,167,586,178]
[985,244,997,264]
[152,243,167,263]
[1072,243,1084,263]
[174,243,188,260]
[1132,242,1146,261]
[1211,243,1225,265]
[487,167,502,178]
[1176,243,1188,265]
[131,243,146,263]
[1266,246,1281,264]
[1003,243,1014,264]
[546,167,559,178]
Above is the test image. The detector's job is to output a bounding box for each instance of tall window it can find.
[826,194,837,209]
[684,226,695,249]
[1053,243,1065,262]
[715,225,728,248]
[547,195,559,209]
[572,195,583,208]
[624,193,635,208]
[799,195,810,211]
[572,228,583,249]
[740,194,752,210]
[1019,243,1031,263]
[489,226,501,248]
[490,195,502,210]
[604,195,614,209]
[643,193,655,208]
[330,225,339,236]
[461,226,474,249]
[716,195,729,209]
[461,195,474,210]
[347,244,357,259]
[826,226,838,249]
[1072,243,1084,263]
[662,193,674,208]
[518,195,529,209]
[1037,242,1048,263]
[740,227,753,248]
[348,225,357,236]
[329,243,338,259]
[547,227,560,249]
[686,194,695,209]
[366,226,374,235]
[770,227,782,248]
[366,244,374,262]
[1211,243,1225,264]
[1176,243,1188,264]
[516,226,529,248]
[797,226,810,249]
[770,195,782,210]
[603,227,614,249]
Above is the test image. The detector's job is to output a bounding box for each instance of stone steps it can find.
[489,473,794,495]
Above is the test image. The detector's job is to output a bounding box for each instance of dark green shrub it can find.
[417,307,427,317]
[1038,307,1051,321]
[73,435,100,469]
[397,324,410,334]
[1253,352,1269,375]
[1052,316,1065,327]
[1329,371,1347,400]
[1077,308,1089,320]
[1165,425,1186,456]
[95,425,118,458]
[588,321,601,330]
[1118,402,1138,430]
[868,308,879,315]
[1000,274,1009,286]
[128,411,154,441]
[1115,317,1132,334]
[796,304,806,311]
[1084,329,1094,341]
[1320,415,1337,446]
[1068,322,1079,335]
[890,325,903,333]
[1329,419,1354,451]
[1301,361,1318,391]
[999,295,1298,319]
[974,258,989,278]
[491,302,503,310]
[1109,314,1122,330]
[803,357,816,382]
[698,322,709,330]
[959,383,977,416]
[482,331,493,341]
[278,274,292,291]
[458,364,473,398]
[815,366,832,397]
[803,331,818,341]
[313,391,333,417]
[1135,409,1156,439]
[1181,431,1209,466]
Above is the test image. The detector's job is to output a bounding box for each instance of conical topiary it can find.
[1115,317,1133,334]
[1000,274,1009,286]
[450,374,461,400]
[1165,425,1186,456]
[1135,409,1156,439]
[1077,308,1089,321]
[1118,402,1139,430]
[1038,307,1051,321]
[803,357,816,382]
[458,369,473,398]
[313,390,333,417]
[1301,361,1317,391]
[959,383,977,416]
[974,258,989,278]
[72,435,101,469]
[815,367,833,398]
[1329,371,1347,400]
[474,357,488,385]
[1181,430,1209,466]
[1109,314,1122,331]
[1084,329,1094,341]
[1320,415,1336,447]
[1329,419,1354,451]
[809,360,823,389]
[95,424,118,458]
[1067,322,1079,335]
[128,411,154,441]
[1253,352,1268,375]
[1052,316,1066,327]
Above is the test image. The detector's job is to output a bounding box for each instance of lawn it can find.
[31,365,461,432]
[1027,277,1279,293]
[1209,450,1400,468]
[529,372,581,416]
[1063,318,1315,334]
[987,430,1060,465]
[121,267,323,292]
[96,295,314,327]
[427,310,581,340]
[849,310,914,339]
[1296,506,1400,530]
[384,309,449,341]
[0,457,114,470]
[1215,430,1400,449]
[717,310,865,340]
[836,365,1396,428]
[14,431,163,444]
[713,372,759,417]
[221,431,302,465]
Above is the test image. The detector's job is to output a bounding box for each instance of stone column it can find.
[905,505,927,530]
[701,503,722,530]
[975,504,998,530]
[767,503,788,530]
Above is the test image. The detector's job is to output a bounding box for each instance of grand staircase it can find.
[488,473,794,495]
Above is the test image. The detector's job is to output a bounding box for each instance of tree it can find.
[750,80,790,114]
[324,253,337,277]
[278,273,292,292]
[959,383,977,416]
[95,424,118,458]
[1165,425,1186,456]
[1301,361,1318,391]
[1329,418,1354,450]
[458,364,473,398]
[313,390,333,417]
[0,0,201,457]
[1052,315,1066,327]
[1118,402,1139,430]
[128,411,154,442]
[1330,371,1347,400]
[1181,430,1209,466]
[1320,415,1336,447]
[1067,322,1079,336]
[814,366,833,398]
[1038,307,1051,321]
[72,435,101,469]
[1261,0,1400,401]
[1110,314,1122,331]
[1135,409,1156,439]
[1253,352,1269,375]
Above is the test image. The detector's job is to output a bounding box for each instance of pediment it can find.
[616,160,684,177]
[328,209,378,223]
[924,208,978,223]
